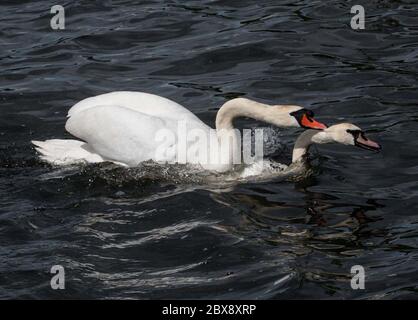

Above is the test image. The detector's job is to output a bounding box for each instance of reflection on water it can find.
[1,0,418,299]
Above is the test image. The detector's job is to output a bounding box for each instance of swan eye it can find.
[290,108,313,120]
[347,129,362,138]
[306,110,314,119]
[290,108,306,123]
[290,108,306,117]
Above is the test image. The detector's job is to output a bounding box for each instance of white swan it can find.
[291,123,381,163]
[32,91,327,172]
[239,123,381,180]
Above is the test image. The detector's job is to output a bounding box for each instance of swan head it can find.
[313,123,382,151]
[216,98,327,130]
[279,106,328,130]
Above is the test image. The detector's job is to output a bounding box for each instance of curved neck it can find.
[215,98,272,130]
[292,130,322,163]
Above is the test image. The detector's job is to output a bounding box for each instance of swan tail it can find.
[32,139,105,165]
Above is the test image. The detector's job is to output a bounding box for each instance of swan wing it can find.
[65,105,211,167]
[67,91,202,124]
[66,105,177,166]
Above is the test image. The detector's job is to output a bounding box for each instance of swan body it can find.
[33,91,327,172]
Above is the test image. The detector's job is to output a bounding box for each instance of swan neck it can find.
[215,98,270,131]
[292,130,319,163]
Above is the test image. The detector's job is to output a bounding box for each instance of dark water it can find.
[1,0,418,299]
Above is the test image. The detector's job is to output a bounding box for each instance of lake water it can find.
[1,0,418,299]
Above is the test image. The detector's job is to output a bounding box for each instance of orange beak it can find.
[301,114,328,130]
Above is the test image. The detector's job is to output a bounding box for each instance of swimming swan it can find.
[239,123,381,180]
[32,91,327,172]
[291,123,381,163]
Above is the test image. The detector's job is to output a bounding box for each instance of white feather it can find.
[32,139,105,165]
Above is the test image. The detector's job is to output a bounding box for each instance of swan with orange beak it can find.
[289,108,328,130]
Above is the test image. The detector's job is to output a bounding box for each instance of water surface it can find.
[1,0,418,299]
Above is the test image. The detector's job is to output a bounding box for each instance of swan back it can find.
[67,91,202,124]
